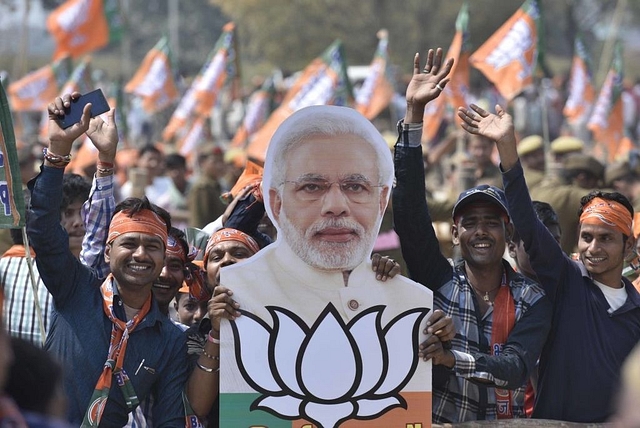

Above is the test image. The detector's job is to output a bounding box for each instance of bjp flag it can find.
[563,35,596,125]
[125,37,178,114]
[470,0,540,101]
[177,117,207,159]
[587,41,625,162]
[47,0,109,60]
[355,29,395,120]
[246,40,353,162]
[163,23,238,141]
[231,77,276,148]
[8,56,71,112]
[445,1,471,121]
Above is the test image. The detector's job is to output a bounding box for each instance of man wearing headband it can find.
[458,103,640,423]
[393,48,551,423]
[26,93,188,425]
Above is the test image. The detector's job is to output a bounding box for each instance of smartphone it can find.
[58,89,110,129]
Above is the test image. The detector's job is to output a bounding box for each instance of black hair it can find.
[165,153,187,170]
[61,173,91,211]
[113,196,171,233]
[5,337,64,414]
[138,144,162,159]
[512,200,560,243]
[174,290,190,305]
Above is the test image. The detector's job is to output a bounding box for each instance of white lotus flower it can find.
[230,303,428,428]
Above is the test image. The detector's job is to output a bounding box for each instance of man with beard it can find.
[215,105,448,427]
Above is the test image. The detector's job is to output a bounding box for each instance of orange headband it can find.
[580,197,633,236]
[204,228,260,266]
[107,209,168,245]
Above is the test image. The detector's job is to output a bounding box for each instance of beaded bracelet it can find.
[202,349,220,361]
[43,148,71,166]
[207,331,220,344]
[196,362,219,373]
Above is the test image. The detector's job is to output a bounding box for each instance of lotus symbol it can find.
[230,303,428,427]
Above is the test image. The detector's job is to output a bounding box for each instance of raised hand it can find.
[404,48,454,123]
[370,253,401,281]
[47,92,91,153]
[457,104,519,169]
[86,108,118,163]
[208,286,241,334]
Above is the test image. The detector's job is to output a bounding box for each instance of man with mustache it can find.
[392,48,552,423]
[215,104,452,427]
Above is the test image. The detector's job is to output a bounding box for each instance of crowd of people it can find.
[0,45,639,427]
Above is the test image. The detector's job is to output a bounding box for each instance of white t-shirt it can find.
[593,280,628,313]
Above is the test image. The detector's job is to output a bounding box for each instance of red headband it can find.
[580,197,633,236]
[107,209,168,245]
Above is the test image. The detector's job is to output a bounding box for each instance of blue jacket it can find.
[503,160,640,422]
[27,166,187,427]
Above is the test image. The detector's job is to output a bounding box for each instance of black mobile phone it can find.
[58,89,110,129]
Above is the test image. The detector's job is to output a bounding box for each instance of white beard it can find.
[277,210,377,271]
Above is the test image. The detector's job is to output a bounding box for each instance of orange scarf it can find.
[82,275,152,427]
[491,274,515,419]
[1,244,34,258]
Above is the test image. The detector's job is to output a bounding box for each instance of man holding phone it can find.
[27,92,188,426]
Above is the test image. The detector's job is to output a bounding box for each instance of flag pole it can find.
[594,0,626,88]
[21,227,46,346]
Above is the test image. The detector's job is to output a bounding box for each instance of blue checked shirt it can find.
[2,174,114,346]
[393,121,552,423]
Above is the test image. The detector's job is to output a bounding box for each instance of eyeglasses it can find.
[282,178,384,203]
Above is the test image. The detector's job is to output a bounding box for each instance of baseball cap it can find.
[452,184,509,222]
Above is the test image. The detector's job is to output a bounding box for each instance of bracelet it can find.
[97,167,114,175]
[208,331,220,344]
[196,362,219,373]
[43,148,71,166]
[97,161,114,168]
[202,349,220,361]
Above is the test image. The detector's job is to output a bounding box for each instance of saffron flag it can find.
[355,29,395,120]
[177,116,207,158]
[245,40,353,162]
[47,0,110,60]
[423,1,470,143]
[470,0,540,101]
[587,41,626,162]
[7,56,71,112]
[0,81,26,228]
[125,36,179,114]
[230,77,276,148]
[563,35,595,125]
[163,22,238,141]
[445,1,471,120]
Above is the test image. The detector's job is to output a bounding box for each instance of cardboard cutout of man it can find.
[218,105,434,427]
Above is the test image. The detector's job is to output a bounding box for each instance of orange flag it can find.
[423,2,470,143]
[563,35,595,125]
[470,0,540,101]
[245,40,353,162]
[7,56,71,112]
[445,1,471,121]
[47,0,110,60]
[230,77,276,148]
[177,116,207,159]
[124,37,178,114]
[163,23,238,141]
[587,41,626,162]
[355,29,395,120]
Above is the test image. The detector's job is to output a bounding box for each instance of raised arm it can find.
[457,104,571,301]
[80,109,118,278]
[393,48,455,290]
[27,93,93,304]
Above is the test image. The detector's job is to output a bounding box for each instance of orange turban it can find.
[203,228,260,266]
[580,197,633,237]
[107,209,168,245]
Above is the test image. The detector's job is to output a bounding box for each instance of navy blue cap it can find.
[452,184,509,221]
